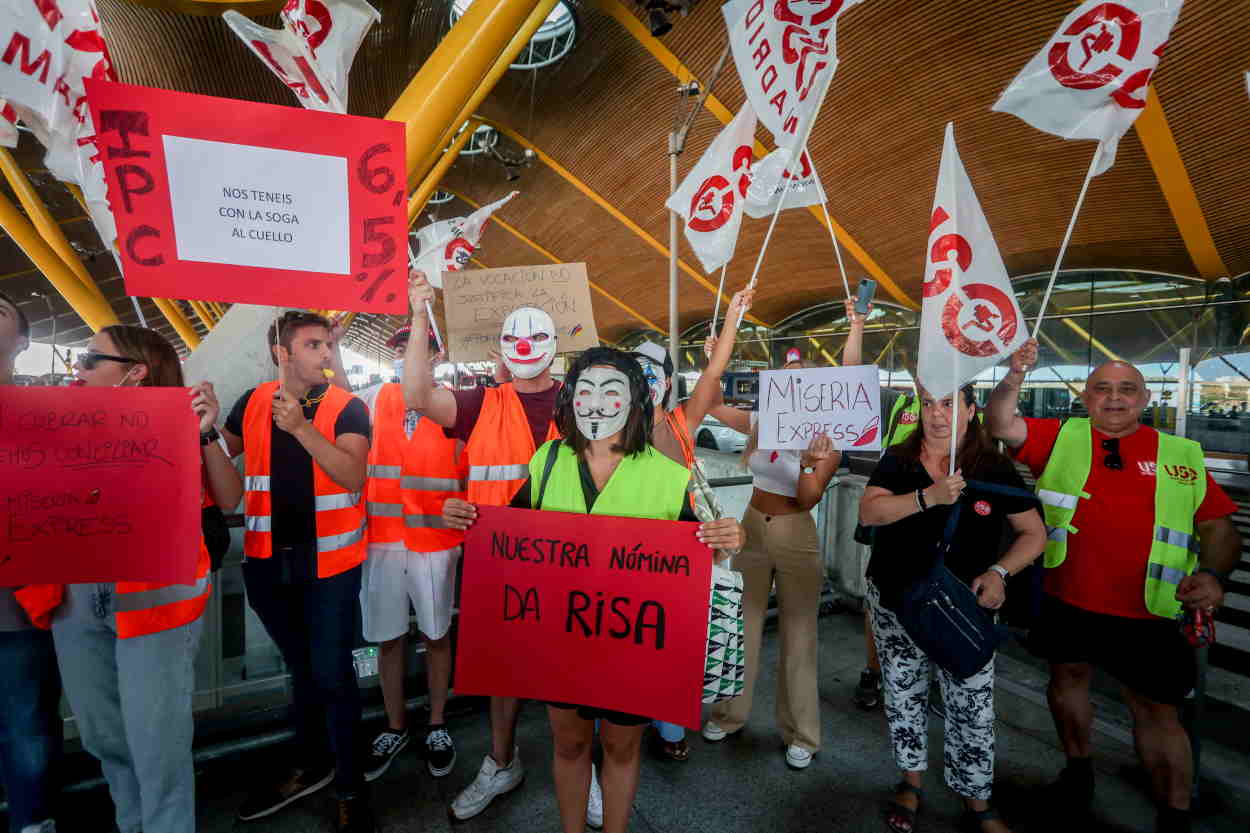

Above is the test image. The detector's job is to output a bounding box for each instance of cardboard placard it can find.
[454,505,711,729]
[0,386,201,587]
[757,364,883,451]
[441,263,599,363]
[84,79,407,313]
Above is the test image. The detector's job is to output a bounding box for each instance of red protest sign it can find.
[84,79,406,313]
[0,386,201,587]
[455,505,712,729]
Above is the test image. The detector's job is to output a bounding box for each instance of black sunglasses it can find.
[1101,437,1123,470]
[79,351,136,370]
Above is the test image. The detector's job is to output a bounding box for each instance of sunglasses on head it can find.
[79,351,136,371]
[1101,437,1123,470]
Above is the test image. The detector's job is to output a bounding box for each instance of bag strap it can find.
[964,478,1041,506]
[534,439,563,511]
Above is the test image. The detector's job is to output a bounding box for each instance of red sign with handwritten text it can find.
[454,506,712,729]
[0,386,201,586]
[84,79,406,313]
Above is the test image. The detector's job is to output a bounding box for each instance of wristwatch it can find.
[801,465,816,475]
[988,564,1010,582]
[200,426,221,447]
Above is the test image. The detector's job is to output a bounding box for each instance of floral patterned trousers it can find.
[867,580,997,800]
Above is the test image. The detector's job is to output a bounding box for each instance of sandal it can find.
[661,739,690,762]
[883,781,924,833]
[959,806,1006,833]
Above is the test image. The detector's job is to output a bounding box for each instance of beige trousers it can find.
[710,506,823,751]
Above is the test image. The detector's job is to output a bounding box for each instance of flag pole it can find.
[710,263,728,335]
[737,61,841,328]
[408,242,446,354]
[813,168,852,300]
[1031,144,1100,339]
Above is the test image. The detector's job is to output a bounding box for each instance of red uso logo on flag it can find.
[1048,3,1143,91]
[688,145,753,233]
[284,0,334,53]
[924,206,970,299]
[941,284,1020,359]
[444,237,473,269]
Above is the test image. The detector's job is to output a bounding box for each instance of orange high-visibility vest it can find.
[367,384,468,552]
[464,383,559,507]
[242,381,366,578]
[663,405,696,469]
[17,495,213,638]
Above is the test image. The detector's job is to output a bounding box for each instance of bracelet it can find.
[989,564,1010,583]
[916,488,928,512]
[200,426,221,447]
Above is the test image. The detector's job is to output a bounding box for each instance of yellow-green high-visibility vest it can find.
[886,394,920,447]
[1035,418,1207,619]
[529,441,691,520]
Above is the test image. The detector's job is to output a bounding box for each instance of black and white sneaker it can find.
[426,726,456,777]
[364,729,409,782]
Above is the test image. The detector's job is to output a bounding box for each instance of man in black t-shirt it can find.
[221,311,373,833]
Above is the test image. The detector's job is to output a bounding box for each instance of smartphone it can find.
[855,278,878,315]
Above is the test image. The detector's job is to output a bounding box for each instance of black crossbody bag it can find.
[898,478,1038,679]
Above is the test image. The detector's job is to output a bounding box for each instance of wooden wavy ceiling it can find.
[2,0,1247,359]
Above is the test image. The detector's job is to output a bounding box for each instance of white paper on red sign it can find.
[665,103,757,273]
[744,146,823,218]
[279,0,379,110]
[223,10,344,112]
[723,0,861,151]
[916,124,1027,401]
[0,100,17,148]
[410,191,518,287]
[992,0,1184,176]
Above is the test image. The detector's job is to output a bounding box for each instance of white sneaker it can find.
[702,720,730,742]
[586,763,603,829]
[21,823,56,833]
[450,747,525,820]
[785,744,813,769]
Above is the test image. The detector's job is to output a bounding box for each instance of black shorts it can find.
[545,702,651,727]
[1028,595,1196,705]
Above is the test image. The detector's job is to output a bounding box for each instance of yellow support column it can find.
[151,298,201,349]
[188,299,217,329]
[409,119,482,225]
[0,190,120,331]
[410,0,560,186]
[385,0,545,188]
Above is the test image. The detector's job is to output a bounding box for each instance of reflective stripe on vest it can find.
[1035,418,1207,618]
[529,441,691,520]
[115,574,212,613]
[114,534,212,639]
[242,381,367,578]
[366,384,468,551]
[464,382,560,507]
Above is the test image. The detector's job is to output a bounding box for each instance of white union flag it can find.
[916,124,1026,400]
[992,0,1184,175]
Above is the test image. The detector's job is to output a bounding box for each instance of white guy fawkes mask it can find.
[637,357,667,410]
[500,307,556,380]
[574,366,632,441]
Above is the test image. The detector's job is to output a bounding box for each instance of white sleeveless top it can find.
[747,413,801,498]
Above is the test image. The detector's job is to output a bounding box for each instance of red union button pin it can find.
[974,500,991,516]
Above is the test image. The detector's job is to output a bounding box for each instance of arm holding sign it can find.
[987,339,1037,449]
[840,298,872,367]
[794,433,839,512]
[684,289,753,434]
[272,359,369,492]
[403,271,458,427]
[192,382,243,510]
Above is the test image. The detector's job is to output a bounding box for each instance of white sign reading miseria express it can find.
[757,364,882,451]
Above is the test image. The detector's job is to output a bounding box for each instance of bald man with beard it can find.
[987,340,1241,833]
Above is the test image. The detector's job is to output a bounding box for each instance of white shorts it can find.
[360,543,460,643]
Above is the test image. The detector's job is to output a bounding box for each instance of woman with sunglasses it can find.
[27,325,241,833]
[442,347,744,833]
[859,384,1044,833]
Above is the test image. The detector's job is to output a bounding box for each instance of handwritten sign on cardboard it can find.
[0,386,201,587]
[757,364,883,451]
[84,79,407,313]
[454,505,711,729]
[440,263,599,363]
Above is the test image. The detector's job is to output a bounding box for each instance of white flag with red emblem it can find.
[723,0,861,152]
[917,124,1026,401]
[992,0,1183,176]
[665,103,757,273]
[743,146,823,218]
[410,191,518,287]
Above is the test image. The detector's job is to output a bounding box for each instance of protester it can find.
[404,269,600,822]
[631,288,753,761]
[701,335,842,769]
[23,325,239,833]
[987,340,1241,833]
[222,311,373,833]
[356,325,463,781]
[860,383,1045,833]
[0,291,61,833]
[441,347,745,833]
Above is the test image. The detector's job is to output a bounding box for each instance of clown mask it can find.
[636,357,667,410]
[574,366,632,441]
[500,307,557,379]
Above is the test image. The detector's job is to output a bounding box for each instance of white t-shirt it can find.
[748,412,801,498]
